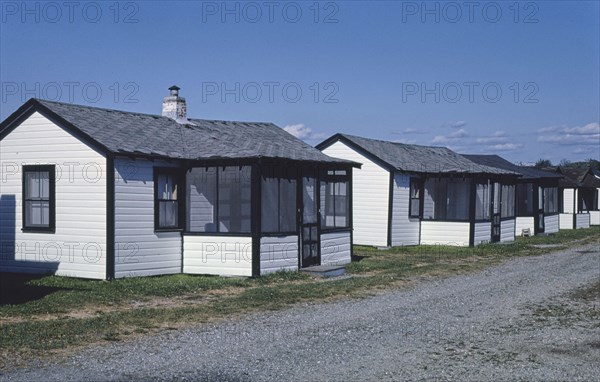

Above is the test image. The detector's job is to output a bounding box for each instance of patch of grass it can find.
[0,226,598,365]
[569,280,600,302]
[528,279,600,326]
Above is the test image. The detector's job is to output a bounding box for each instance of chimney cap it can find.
[168,85,180,96]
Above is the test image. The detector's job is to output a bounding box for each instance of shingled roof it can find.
[554,167,600,188]
[317,133,516,175]
[462,154,562,180]
[0,98,353,165]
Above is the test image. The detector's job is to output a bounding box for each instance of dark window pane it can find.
[409,179,421,218]
[24,168,52,229]
[303,176,317,224]
[156,171,180,229]
[475,182,490,220]
[279,178,297,232]
[26,200,49,226]
[218,166,251,233]
[187,167,217,232]
[516,183,534,216]
[447,179,469,220]
[320,179,349,229]
[159,201,178,228]
[501,184,515,217]
[261,177,279,232]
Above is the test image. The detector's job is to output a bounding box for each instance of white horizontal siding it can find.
[576,213,590,229]
[500,219,516,242]
[391,173,420,246]
[559,213,574,230]
[515,217,535,236]
[321,141,389,247]
[544,214,559,234]
[320,230,352,266]
[183,235,252,276]
[260,235,298,275]
[590,211,600,226]
[0,112,107,279]
[420,221,470,246]
[113,158,182,278]
[562,189,576,213]
[473,222,491,245]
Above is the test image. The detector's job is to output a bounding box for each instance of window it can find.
[475,182,490,220]
[516,183,534,216]
[578,189,597,212]
[22,165,55,232]
[186,166,251,233]
[320,170,350,229]
[219,166,251,233]
[423,178,470,221]
[187,167,217,232]
[155,169,181,230]
[409,178,421,218]
[501,184,515,217]
[544,187,558,214]
[261,169,297,233]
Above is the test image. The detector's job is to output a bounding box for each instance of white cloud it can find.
[476,131,507,144]
[391,128,428,135]
[432,128,468,144]
[537,133,599,145]
[536,122,600,146]
[491,143,523,151]
[564,122,600,135]
[283,123,312,139]
[572,146,600,156]
[537,126,562,133]
[444,120,467,129]
[403,128,427,134]
[283,123,328,142]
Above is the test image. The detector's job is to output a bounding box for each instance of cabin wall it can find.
[544,214,559,234]
[320,230,352,266]
[591,211,600,226]
[183,235,252,276]
[321,141,389,247]
[500,219,516,242]
[576,213,590,229]
[594,188,600,225]
[0,112,107,279]
[559,213,574,229]
[515,217,535,236]
[113,158,183,278]
[390,172,420,246]
[259,235,298,275]
[420,221,470,246]
[473,222,491,245]
[562,189,576,213]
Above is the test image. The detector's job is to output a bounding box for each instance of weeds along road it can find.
[2,242,599,382]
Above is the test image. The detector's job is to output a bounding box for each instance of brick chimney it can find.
[162,85,187,123]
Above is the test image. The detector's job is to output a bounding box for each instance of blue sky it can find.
[1,0,598,164]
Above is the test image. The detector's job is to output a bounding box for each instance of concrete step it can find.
[300,265,346,278]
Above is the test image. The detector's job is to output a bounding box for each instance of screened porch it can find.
[179,162,353,277]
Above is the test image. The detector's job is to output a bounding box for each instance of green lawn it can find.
[1,226,598,367]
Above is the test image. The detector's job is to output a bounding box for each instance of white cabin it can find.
[317,134,519,247]
[0,89,356,279]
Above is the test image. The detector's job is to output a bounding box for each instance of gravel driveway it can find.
[2,242,599,382]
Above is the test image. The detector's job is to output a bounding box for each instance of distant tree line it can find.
[533,158,600,170]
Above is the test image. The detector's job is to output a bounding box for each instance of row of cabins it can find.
[1,89,598,279]
[551,167,600,229]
